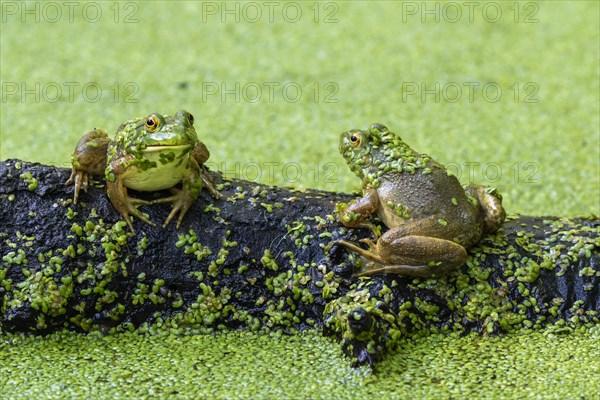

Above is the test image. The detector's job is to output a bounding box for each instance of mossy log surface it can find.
[1,160,598,366]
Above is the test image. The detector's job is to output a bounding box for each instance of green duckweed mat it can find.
[1,328,599,399]
[1,1,599,398]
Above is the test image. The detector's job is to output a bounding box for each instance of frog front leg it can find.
[65,129,111,203]
[338,188,380,235]
[106,164,155,234]
[151,158,203,228]
[338,218,467,278]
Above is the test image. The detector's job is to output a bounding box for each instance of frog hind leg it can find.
[337,239,387,264]
[106,177,154,234]
[340,229,467,278]
[65,129,110,203]
[354,259,460,278]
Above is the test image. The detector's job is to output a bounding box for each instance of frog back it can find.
[376,165,484,246]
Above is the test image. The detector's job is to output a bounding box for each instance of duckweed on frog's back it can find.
[337,123,506,277]
[65,110,220,233]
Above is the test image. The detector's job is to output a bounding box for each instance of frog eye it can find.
[349,132,362,147]
[187,113,195,125]
[145,115,160,132]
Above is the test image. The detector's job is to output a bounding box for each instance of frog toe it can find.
[162,208,178,228]
[120,207,156,233]
[131,209,155,227]
[201,170,221,199]
[354,262,439,278]
[358,238,377,252]
[162,205,190,229]
[129,197,151,206]
[156,189,194,229]
[123,217,137,235]
[65,169,90,204]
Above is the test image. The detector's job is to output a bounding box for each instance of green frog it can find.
[65,110,220,233]
[337,123,505,277]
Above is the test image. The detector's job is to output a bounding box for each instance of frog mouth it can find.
[140,145,193,162]
[143,145,190,151]
[139,145,193,166]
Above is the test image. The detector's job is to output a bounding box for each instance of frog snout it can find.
[174,110,195,127]
[339,132,349,150]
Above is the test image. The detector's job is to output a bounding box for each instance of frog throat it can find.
[348,128,433,189]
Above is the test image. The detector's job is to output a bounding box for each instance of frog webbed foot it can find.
[200,168,221,199]
[336,239,387,265]
[65,168,92,204]
[65,128,110,204]
[358,237,377,252]
[106,181,155,233]
[338,227,469,277]
[151,187,195,228]
[117,197,155,234]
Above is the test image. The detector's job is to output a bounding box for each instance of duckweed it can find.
[2,327,597,399]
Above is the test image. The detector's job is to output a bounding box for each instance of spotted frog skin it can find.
[337,123,505,277]
[65,110,220,233]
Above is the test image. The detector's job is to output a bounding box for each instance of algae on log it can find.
[0,160,598,366]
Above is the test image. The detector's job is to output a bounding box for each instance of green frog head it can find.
[339,123,431,188]
[114,110,199,155]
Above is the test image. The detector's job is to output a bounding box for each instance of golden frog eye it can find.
[145,115,159,132]
[349,132,362,147]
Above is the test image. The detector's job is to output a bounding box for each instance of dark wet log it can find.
[1,160,598,366]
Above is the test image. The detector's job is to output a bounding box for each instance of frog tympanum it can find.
[66,110,219,233]
[337,123,505,277]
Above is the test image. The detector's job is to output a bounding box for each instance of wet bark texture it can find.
[1,160,598,366]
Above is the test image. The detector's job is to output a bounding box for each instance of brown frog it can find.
[337,123,505,277]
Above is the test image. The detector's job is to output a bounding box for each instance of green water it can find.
[1,329,599,399]
[1,1,598,398]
